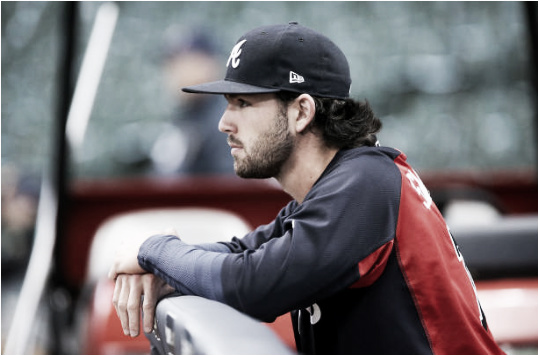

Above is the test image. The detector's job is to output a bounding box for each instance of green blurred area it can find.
[2,1,536,179]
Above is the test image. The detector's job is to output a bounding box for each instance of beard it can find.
[233,107,294,179]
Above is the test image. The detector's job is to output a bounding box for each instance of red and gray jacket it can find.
[139,146,505,355]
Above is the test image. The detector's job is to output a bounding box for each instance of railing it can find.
[147,295,296,355]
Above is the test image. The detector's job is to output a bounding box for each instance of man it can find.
[110,22,505,355]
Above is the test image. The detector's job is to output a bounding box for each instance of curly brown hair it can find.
[276,91,382,149]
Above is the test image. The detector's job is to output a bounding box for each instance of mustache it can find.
[227,136,243,147]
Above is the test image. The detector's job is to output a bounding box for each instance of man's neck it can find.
[276,142,338,204]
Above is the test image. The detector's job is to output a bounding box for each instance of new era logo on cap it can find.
[289,71,304,84]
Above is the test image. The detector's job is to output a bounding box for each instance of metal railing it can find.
[147,296,296,355]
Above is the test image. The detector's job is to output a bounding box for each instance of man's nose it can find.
[218,108,236,134]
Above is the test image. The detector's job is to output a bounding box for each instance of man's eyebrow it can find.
[224,94,237,100]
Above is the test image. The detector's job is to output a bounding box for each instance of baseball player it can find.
[110,22,505,355]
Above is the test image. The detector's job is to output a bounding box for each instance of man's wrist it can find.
[138,234,181,273]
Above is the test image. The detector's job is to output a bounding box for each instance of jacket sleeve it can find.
[219,152,401,321]
[138,235,228,300]
[217,204,294,252]
[139,150,401,322]
[137,204,294,302]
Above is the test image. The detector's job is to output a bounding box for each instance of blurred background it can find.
[3,1,535,178]
[2,2,537,355]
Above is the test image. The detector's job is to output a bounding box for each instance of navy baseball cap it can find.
[182,22,351,99]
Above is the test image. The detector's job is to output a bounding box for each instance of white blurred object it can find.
[478,281,538,347]
[66,2,119,151]
[444,199,501,228]
[87,208,251,282]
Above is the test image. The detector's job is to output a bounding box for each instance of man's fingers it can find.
[111,273,174,337]
[142,275,157,333]
[127,275,143,337]
[112,274,121,310]
[141,274,175,334]
[113,275,131,336]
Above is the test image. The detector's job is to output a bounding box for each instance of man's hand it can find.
[112,273,175,337]
[108,228,179,280]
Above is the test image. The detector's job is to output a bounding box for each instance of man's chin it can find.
[235,169,277,180]
[235,164,270,179]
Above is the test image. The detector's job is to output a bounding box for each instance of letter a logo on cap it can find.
[226,39,247,69]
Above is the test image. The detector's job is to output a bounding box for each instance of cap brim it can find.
[182,80,280,95]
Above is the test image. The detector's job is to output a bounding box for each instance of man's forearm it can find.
[138,234,228,301]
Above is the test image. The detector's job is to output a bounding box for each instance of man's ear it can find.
[294,94,316,134]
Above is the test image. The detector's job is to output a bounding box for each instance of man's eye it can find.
[238,99,249,108]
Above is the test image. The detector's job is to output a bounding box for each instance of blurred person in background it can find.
[150,26,234,175]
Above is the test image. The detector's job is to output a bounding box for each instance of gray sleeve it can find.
[193,242,233,253]
[138,235,228,301]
